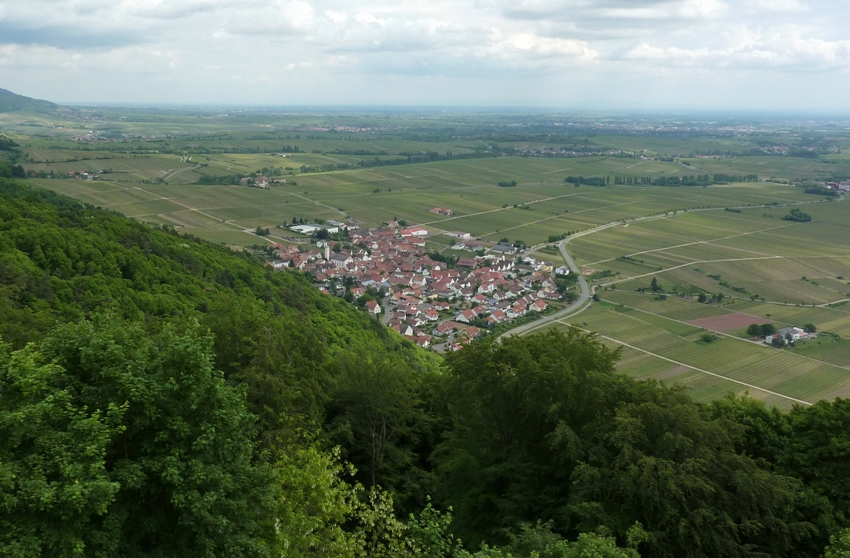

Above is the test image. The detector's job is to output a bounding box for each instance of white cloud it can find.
[325,10,348,25]
[625,27,850,69]
[499,32,599,60]
[0,0,849,108]
[747,0,807,12]
[678,0,728,18]
[354,11,389,26]
[600,0,727,20]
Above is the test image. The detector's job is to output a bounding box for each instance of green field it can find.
[554,300,850,409]
[10,107,850,407]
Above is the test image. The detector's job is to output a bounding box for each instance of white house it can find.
[766,326,807,345]
[365,300,381,315]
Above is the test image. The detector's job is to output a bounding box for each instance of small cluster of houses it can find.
[239,175,286,189]
[68,172,99,180]
[765,326,816,345]
[521,147,635,159]
[268,222,562,350]
[825,181,850,193]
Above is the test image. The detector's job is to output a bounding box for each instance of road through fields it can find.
[502,196,846,340]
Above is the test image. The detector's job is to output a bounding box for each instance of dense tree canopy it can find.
[434,330,819,557]
[1,317,274,557]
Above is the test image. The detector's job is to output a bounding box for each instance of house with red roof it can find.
[399,227,428,237]
[365,300,381,315]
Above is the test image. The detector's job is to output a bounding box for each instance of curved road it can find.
[498,229,601,339]
[498,195,846,340]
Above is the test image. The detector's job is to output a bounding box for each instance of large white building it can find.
[290,223,339,235]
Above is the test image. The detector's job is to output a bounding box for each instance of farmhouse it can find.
[445,231,471,239]
[430,207,454,216]
[765,326,809,345]
[490,242,517,255]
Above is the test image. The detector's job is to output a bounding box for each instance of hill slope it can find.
[4,179,850,558]
[0,87,57,113]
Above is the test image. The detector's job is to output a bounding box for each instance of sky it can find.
[1,0,849,110]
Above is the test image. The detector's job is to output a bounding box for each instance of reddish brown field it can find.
[686,313,772,332]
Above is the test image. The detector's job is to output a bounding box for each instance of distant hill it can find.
[0,87,57,113]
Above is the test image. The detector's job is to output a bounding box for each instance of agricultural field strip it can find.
[594,255,850,288]
[515,201,842,334]
[164,164,201,181]
[483,200,637,237]
[586,223,797,266]
[618,304,850,372]
[413,192,588,227]
[563,322,813,406]
[734,296,850,315]
[819,299,850,310]
[545,198,840,269]
[287,191,348,218]
[130,185,275,242]
[128,201,318,219]
[606,251,850,301]
[71,185,162,200]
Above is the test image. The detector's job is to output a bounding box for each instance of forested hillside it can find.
[0,88,57,113]
[2,179,850,557]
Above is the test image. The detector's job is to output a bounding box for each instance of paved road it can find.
[498,231,598,339]
[497,195,848,341]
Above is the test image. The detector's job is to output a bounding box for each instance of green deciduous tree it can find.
[0,341,124,557]
[1,316,277,557]
[328,350,431,510]
[747,324,764,337]
[825,529,850,558]
[435,329,815,557]
[781,400,850,525]
[435,329,622,545]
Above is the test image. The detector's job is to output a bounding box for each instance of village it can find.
[268,213,564,351]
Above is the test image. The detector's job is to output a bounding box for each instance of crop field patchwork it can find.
[18,114,850,408]
[556,304,850,408]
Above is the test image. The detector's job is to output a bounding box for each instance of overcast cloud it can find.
[1,0,848,110]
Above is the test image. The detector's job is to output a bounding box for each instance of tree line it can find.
[568,174,758,187]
